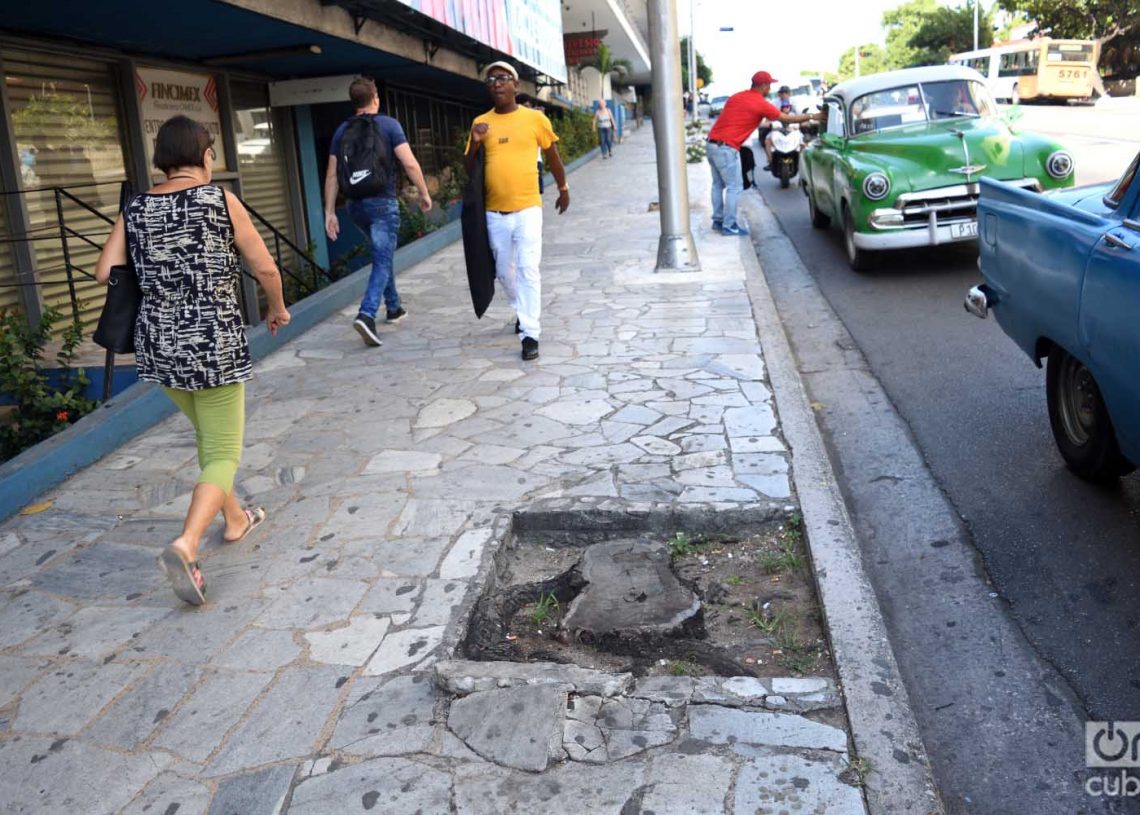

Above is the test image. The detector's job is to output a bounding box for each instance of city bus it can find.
[950,38,1100,103]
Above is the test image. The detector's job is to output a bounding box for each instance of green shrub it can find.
[553,108,598,163]
[0,306,95,462]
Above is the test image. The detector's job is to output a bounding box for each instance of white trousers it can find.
[486,207,543,340]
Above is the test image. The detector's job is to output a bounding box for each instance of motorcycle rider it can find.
[763,102,803,168]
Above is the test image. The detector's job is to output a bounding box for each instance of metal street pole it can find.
[973,0,979,50]
[688,0,698,119]
[649,0,700,272]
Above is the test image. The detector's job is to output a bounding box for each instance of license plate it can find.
[950,221,978,239]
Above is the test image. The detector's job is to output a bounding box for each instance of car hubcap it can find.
[1058,355,1097,445]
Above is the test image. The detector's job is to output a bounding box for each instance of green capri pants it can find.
[162,383,245,493]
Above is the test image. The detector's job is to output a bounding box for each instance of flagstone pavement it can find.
[0,126,867,814]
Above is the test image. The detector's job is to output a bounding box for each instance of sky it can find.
[681,0,904,95]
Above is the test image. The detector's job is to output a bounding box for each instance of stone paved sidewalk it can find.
[0,128,868,814]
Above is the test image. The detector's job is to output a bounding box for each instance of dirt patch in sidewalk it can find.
[463,517,836,680]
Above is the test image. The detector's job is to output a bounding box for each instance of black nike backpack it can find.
[336,116,392,200]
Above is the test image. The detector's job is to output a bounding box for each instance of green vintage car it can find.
[801,65,1075,270]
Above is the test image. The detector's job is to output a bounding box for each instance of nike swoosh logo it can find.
[349,170,371,184]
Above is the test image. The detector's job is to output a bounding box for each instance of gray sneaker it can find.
[353,313,383,347]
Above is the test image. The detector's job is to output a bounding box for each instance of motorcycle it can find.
[768,124,804,189]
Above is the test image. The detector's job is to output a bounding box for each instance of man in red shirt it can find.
[706,71,822,236]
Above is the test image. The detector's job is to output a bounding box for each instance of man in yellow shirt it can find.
[465,61,570,360]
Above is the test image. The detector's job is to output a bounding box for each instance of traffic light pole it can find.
[649,0,700,273]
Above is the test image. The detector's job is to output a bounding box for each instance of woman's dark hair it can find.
[152,115,214,173]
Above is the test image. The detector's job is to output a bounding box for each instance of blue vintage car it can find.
[966,152,1139,481]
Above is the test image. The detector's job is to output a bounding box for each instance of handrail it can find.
[2,183,339,402]
[240,198,334,287]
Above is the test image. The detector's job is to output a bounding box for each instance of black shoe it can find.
[514,318,521,334]
[386,307,407,323]
[521,337,539,361]
[352,313,383,347]
[763,163,771,171]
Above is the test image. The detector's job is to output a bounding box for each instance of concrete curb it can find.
[0,148,602,522]
[736,207,944,814]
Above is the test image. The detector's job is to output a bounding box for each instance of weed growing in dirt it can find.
[747,605,787,635]
[669,532,695,558]
[725,575,746,586]
[669,658,701,677]
[773,624,824,675]
[840,756,874,788]
[759,529,804,575]
[529,592,560,626]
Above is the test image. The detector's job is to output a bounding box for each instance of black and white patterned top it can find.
[125,184,252,391]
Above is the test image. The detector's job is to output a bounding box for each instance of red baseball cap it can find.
[751,71,777,85]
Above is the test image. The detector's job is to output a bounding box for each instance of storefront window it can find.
[4,48,129,332]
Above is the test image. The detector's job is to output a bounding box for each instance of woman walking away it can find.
[96,115,290,605]
[593,100,616,159]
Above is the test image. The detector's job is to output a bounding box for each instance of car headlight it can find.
[1046,150,1073,179]
[863,172,891,201]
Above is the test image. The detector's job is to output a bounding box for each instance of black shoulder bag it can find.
[93,181,140,354]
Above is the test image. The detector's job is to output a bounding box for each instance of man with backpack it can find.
[324,76,432,347]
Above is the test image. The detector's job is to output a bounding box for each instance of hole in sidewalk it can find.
[463,514,836,680]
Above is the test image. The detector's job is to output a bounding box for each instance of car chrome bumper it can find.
[853,220,977,250]
[964,284,995,319]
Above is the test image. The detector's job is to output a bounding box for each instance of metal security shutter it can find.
[230,80,298,312]
[3,48,129,332]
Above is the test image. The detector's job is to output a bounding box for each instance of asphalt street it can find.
[749,102,1140,813]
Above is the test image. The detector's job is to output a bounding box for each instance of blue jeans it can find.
[598,127,614,156]
[346,197,400,318]
[707,142,743,229]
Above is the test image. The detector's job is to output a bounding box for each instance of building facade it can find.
[0,0,648,340]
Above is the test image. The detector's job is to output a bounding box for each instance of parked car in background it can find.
[965,152,1140,482]
[801,64,1076,270]
[709,95,730,117]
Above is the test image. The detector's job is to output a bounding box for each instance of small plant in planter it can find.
[0,306,96,462]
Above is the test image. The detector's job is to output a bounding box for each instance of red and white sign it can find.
[564,31,606,66]
[136,67,228,172]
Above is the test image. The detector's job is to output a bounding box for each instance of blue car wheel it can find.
[1045,346,1135,482]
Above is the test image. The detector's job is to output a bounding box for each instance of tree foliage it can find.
[909,2,994,64]
[883,0,941,68]
[680,37,714,90]
[578,43,635,89]
[996,0,1138,41]
[836,0,1003,78]
[837,44,890,80]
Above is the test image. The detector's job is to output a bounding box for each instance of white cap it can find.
[484,61,519,81]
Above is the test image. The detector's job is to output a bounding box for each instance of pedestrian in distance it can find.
[464,61,570,362]
[593,99,616,158]
[324,76,433,347]
[705,71,823,236]
[95,115,291,606]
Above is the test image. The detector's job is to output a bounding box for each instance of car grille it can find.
[893,179,1041,229]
